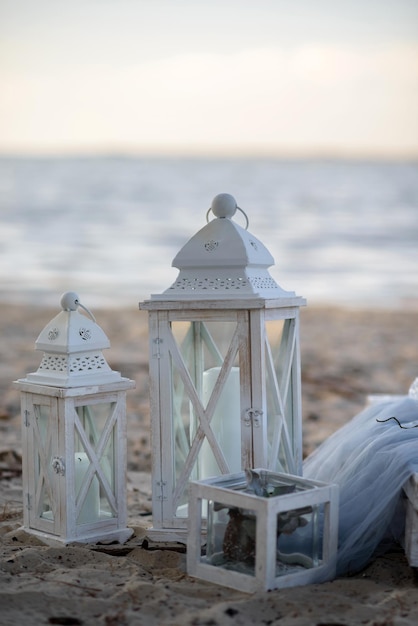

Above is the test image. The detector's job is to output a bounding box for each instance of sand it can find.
[1,302,418,625]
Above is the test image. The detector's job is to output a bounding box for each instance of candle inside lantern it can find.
[75,452,100,524]
[199,366,242,478]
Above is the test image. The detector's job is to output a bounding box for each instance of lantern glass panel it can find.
[206,500,256,576]
[170,319,242,516]
[75,402,117,523]
[276,503,323,570]
[265,319,297,474]
[33,401,55,521]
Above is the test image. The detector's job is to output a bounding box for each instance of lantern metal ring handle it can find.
[206,205,249,230]
[77,301,97,323]
[60,291,97,323]
[206,193,249,230]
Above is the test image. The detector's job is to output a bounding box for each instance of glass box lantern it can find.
[139,194,306,541]
[187,469,339,593]
[15,292,135,544]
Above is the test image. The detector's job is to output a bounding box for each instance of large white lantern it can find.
[140,194,306,541]
[15,292,135,544]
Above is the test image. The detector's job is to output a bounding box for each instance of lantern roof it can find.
[24,292,123,387]
[151,193,299,302]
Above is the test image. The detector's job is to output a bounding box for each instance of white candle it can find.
[199,366,241,478]
[75,452,100,524]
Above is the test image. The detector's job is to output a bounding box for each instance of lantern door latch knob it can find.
[52,456,66,476]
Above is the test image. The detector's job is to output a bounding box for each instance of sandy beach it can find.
[1,302,418,625]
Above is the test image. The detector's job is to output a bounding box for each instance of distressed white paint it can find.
[17,380,135,545]
[140,301,305,541]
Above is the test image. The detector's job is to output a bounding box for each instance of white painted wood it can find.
[20,393,31,531]
[290,313,303,474]
[139,296,306,316]
[237,310,253,472]
[248,309,268,471]
[147,311,164,528]
[23,394,60,536]
[14,379,134,398]
[16,383,134,545]
[142,303,305,540]
[140,296,306,311]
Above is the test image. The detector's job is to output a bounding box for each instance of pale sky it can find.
[1,0,417,156]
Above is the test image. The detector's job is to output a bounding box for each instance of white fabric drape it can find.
[303,387,418,576]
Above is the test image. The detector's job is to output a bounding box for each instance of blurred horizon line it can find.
[1,146,417,162]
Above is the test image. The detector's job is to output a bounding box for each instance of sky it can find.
[0,0,417,157]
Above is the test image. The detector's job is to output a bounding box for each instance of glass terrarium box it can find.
[187,469,339,592]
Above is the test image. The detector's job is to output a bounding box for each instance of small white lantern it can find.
[140,194,306,541]
[187,469,339,592]
[15,292,135,544]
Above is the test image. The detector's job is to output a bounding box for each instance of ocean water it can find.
[0,156,417,310]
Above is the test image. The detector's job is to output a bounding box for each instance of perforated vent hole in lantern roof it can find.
[38,354,107,374]
[38,355,68,373]
[169,277,248,291]
[168,275,279,292]
[68,354,106,373]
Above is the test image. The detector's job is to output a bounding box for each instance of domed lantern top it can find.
[25,292,123,387]
[154,193,296,301]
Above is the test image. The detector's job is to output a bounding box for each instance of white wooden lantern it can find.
[187,469,339,592]
[15,292,135,544]
[139,194,306,541]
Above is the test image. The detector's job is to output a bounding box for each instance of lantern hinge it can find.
[152,338,163,359]
[244,408,263,427]
[23,410,30,427]
[156,480,167,500]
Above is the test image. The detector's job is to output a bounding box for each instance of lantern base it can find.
[145,526,202,545]
[19,525,134,546]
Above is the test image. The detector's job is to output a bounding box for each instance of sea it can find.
[0,156,417,310]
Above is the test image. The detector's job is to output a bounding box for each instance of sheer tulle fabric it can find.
[303,395,418,576]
